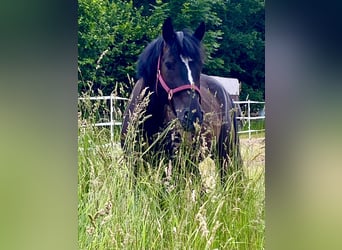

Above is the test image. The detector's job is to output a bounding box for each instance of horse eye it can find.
[165,62,174,70]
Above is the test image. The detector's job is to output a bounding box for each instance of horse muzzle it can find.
[178,107,203,132]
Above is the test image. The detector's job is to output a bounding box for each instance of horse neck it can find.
[153,93,169,116]
[144,91,168,133]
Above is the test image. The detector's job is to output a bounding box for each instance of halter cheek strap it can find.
[156,56,201,101]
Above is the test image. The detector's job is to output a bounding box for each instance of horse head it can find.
[156,18,205,132]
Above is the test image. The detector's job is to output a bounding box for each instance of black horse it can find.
[121,18,242,182]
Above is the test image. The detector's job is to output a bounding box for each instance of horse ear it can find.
[193,21,205,41]
[162,17,175,45]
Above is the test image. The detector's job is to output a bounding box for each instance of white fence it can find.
[78,95,129,140]
[234,100,265,139]
[78,96,265,140]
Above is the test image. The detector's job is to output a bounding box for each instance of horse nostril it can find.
[184,110,189,120]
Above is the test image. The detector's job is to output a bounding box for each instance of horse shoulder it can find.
[121,78,146,144]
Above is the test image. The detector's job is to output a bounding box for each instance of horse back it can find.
[200,74,240,162]
[200,73,235,130]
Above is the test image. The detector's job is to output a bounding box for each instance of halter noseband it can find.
[156,55,201,101]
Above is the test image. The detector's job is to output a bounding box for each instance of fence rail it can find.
[78,95,129,140]
[234,100,265,139]
[78,96,265,140]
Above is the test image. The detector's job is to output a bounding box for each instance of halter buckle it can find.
[168,90,173,100]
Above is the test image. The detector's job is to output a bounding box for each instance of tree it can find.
[78,0,157,97]
[211,0,265,100]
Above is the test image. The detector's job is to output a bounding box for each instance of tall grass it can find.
[78,95,264,249]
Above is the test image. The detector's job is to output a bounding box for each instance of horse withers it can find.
[121,17,242,183]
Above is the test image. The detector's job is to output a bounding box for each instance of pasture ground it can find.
[78,125,265,249]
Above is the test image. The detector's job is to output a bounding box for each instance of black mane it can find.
[137,29,204,87]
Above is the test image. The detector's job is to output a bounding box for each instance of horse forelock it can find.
[174,30,204,63]
[180,31,204,63]
[176,31,184,50]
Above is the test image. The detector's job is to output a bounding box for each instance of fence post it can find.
[110,95,113,141]
[248,100,251,139]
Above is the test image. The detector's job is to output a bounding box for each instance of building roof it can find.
[210,76,240,96]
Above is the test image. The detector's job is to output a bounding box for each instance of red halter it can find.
[156,56,201,101]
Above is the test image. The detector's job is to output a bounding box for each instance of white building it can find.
[210,76,240,101]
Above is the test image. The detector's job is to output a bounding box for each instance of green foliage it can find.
[78,0,159,97]
[240,81,264,101]
[209,0,265,98]
[78,0,265,100]
[239,82,264,113]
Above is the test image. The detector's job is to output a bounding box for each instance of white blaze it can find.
[180,55,194,85]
